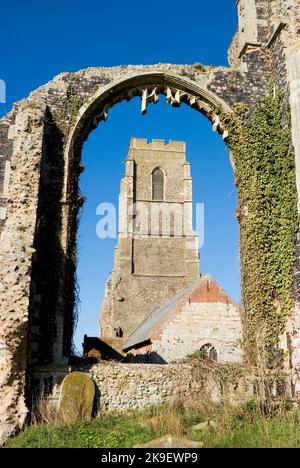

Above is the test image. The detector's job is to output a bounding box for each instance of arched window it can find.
[200,343,218,362]
[152,168,164,201]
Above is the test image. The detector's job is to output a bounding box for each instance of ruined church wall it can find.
[86,362,253,412]
[0,113,16,236]
[264,0,300,385]
[0,102,47,444]
[1,0,299,443]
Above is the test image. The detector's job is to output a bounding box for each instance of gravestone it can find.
[191,420,217,431]
[58,372,95,423]
[134,435,203,448]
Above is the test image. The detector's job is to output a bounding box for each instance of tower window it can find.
[152,168,164,200]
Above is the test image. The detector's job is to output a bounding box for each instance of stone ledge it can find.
[267,22,287,48]
[238,42,261,59]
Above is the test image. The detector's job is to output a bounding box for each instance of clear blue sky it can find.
[1,1,240,352]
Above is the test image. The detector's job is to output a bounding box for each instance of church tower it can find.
[100,138,200,338]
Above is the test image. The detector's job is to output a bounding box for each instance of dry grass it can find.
[146,401,187,436]
[8,397,300,448]
[30,393,93,426]
[30,396,60,426]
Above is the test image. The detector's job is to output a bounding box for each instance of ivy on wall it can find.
[221,86,298,368]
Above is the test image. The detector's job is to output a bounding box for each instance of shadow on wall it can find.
[27,107,75,366]
[123,351,167,365]
[82,336,167,364]
[82,336,125,361]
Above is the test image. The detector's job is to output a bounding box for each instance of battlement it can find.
[130,137,186,152]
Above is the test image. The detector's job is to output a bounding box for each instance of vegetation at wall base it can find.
[6,401,300,449]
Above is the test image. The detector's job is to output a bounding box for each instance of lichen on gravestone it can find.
[58,371,95,423]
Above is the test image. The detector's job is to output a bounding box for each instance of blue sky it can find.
[1,1,240,351]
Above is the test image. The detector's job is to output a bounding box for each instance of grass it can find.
[6,400,300,448]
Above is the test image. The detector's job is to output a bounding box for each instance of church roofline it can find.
[123,275,240,352]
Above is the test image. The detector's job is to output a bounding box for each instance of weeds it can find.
[6,398,300,448]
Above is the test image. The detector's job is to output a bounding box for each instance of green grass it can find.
[198,412,300,448]
[6,402,300,448]
[6,413,156,449]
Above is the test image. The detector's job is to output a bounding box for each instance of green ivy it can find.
[221,86,298,368]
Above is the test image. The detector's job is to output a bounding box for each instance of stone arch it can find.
[1,0,300,445]
[66,71,231,156]
[1,70,235,379]
[52,71,235,364]
[63,71,233,203]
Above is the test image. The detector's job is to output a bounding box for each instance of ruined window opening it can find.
[152,168,164,201]
[200,343,218,362]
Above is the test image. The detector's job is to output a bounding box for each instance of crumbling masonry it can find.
[0,0,300,444]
